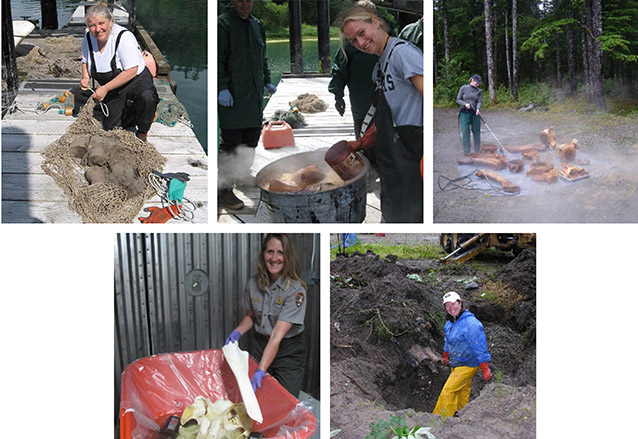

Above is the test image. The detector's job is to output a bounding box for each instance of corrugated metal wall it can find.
[114,233,321,417]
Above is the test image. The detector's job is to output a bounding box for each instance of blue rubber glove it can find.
[251,369,266,392]
[218,89,234,107]
[265,83,277,95]
[224,330,241,346]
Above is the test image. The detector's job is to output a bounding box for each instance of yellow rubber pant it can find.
[433,366,478,418]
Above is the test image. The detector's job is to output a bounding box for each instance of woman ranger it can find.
[224,234,308,398]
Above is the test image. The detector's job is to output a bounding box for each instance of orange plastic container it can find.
[262,121,295,149]
[119,349,316,439]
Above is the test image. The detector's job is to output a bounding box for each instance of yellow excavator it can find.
[440,233,535,264]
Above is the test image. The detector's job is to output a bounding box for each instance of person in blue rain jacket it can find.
[434,291,492,417]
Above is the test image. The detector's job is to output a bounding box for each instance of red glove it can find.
[441,352,449,366]
[138,205,181,224]
[480,362,492,381]
[347,123,376,151]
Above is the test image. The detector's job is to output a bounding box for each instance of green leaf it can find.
[330,430,342,437]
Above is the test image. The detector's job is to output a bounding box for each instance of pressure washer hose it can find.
[448,109,514,196]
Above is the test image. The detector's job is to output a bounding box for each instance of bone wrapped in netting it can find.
[41,99,166,223]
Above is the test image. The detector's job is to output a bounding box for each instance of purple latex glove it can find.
[218,89,234,107]
[251,369,266,392]
[265,83,277,95]
[224,330,241,346]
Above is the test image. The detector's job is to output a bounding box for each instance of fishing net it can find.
[18,36,82,79]
[155,95,191,127]
[41,99,166,223]
[289,93,328,113]
[267,106,306,128]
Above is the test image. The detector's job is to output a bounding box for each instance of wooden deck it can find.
[217,75,382,223]
[2,29,207,224]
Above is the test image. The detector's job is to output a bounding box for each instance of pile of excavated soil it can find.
[330,248,536,438]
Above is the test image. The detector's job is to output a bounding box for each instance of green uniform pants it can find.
[250,331,307,398]
[433,366,478,418]
[460,111,481,154]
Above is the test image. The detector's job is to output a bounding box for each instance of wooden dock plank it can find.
[3,102,207,224]
[219,75,381,223]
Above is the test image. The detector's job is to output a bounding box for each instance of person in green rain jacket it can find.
[328,41,379,168]
[218,0,276,210]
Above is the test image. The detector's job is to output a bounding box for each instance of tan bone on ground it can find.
[539,127,557,149]
[556,139,578,162]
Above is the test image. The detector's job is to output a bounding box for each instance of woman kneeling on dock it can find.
[339,1,423,223]
[80,2,159,142]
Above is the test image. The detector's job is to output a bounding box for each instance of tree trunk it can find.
[442,0,450,77]
[566,8,576,94]
[505,11,512,94]
[512,0,518,99]
[555,32,562,87]
[484,0,496,102]
[589,0,606,109]
[580,13,591,99]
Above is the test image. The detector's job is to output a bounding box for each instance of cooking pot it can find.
[256,148,369,223]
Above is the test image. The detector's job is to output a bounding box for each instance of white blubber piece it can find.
[222,342,264,424]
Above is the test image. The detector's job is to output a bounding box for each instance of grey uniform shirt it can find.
[456,84,483,111]
[243,275,306,338]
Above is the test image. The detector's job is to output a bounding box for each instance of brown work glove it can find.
[347,123,376,151]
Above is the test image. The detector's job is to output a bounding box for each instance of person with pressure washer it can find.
[433,291,492,418]
[456,75,483,154]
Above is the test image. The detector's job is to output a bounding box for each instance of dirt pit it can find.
[330,246,536,438]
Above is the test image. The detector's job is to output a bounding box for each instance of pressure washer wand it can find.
[472,106,504,154]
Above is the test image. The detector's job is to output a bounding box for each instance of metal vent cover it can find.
[184,269,209,296]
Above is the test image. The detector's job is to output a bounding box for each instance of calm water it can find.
[266,39,342,86]
[10,0,208,152]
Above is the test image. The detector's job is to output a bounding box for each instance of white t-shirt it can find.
[81,23,145,76]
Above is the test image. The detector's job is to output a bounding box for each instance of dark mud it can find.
[330,248,536,439]
[433,108,638,223]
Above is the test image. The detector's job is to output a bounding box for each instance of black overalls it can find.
[373,42,424,223]
[85,30,158,133]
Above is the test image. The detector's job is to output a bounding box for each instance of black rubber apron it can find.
[86,30,126,87]
[250,331,307,398]
[373,43,424,223]
[78,30,158,132]
[73,30,127,115]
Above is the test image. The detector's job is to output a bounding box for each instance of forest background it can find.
[433,0,638,114]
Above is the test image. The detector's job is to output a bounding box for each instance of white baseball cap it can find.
[443,291,461,304]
